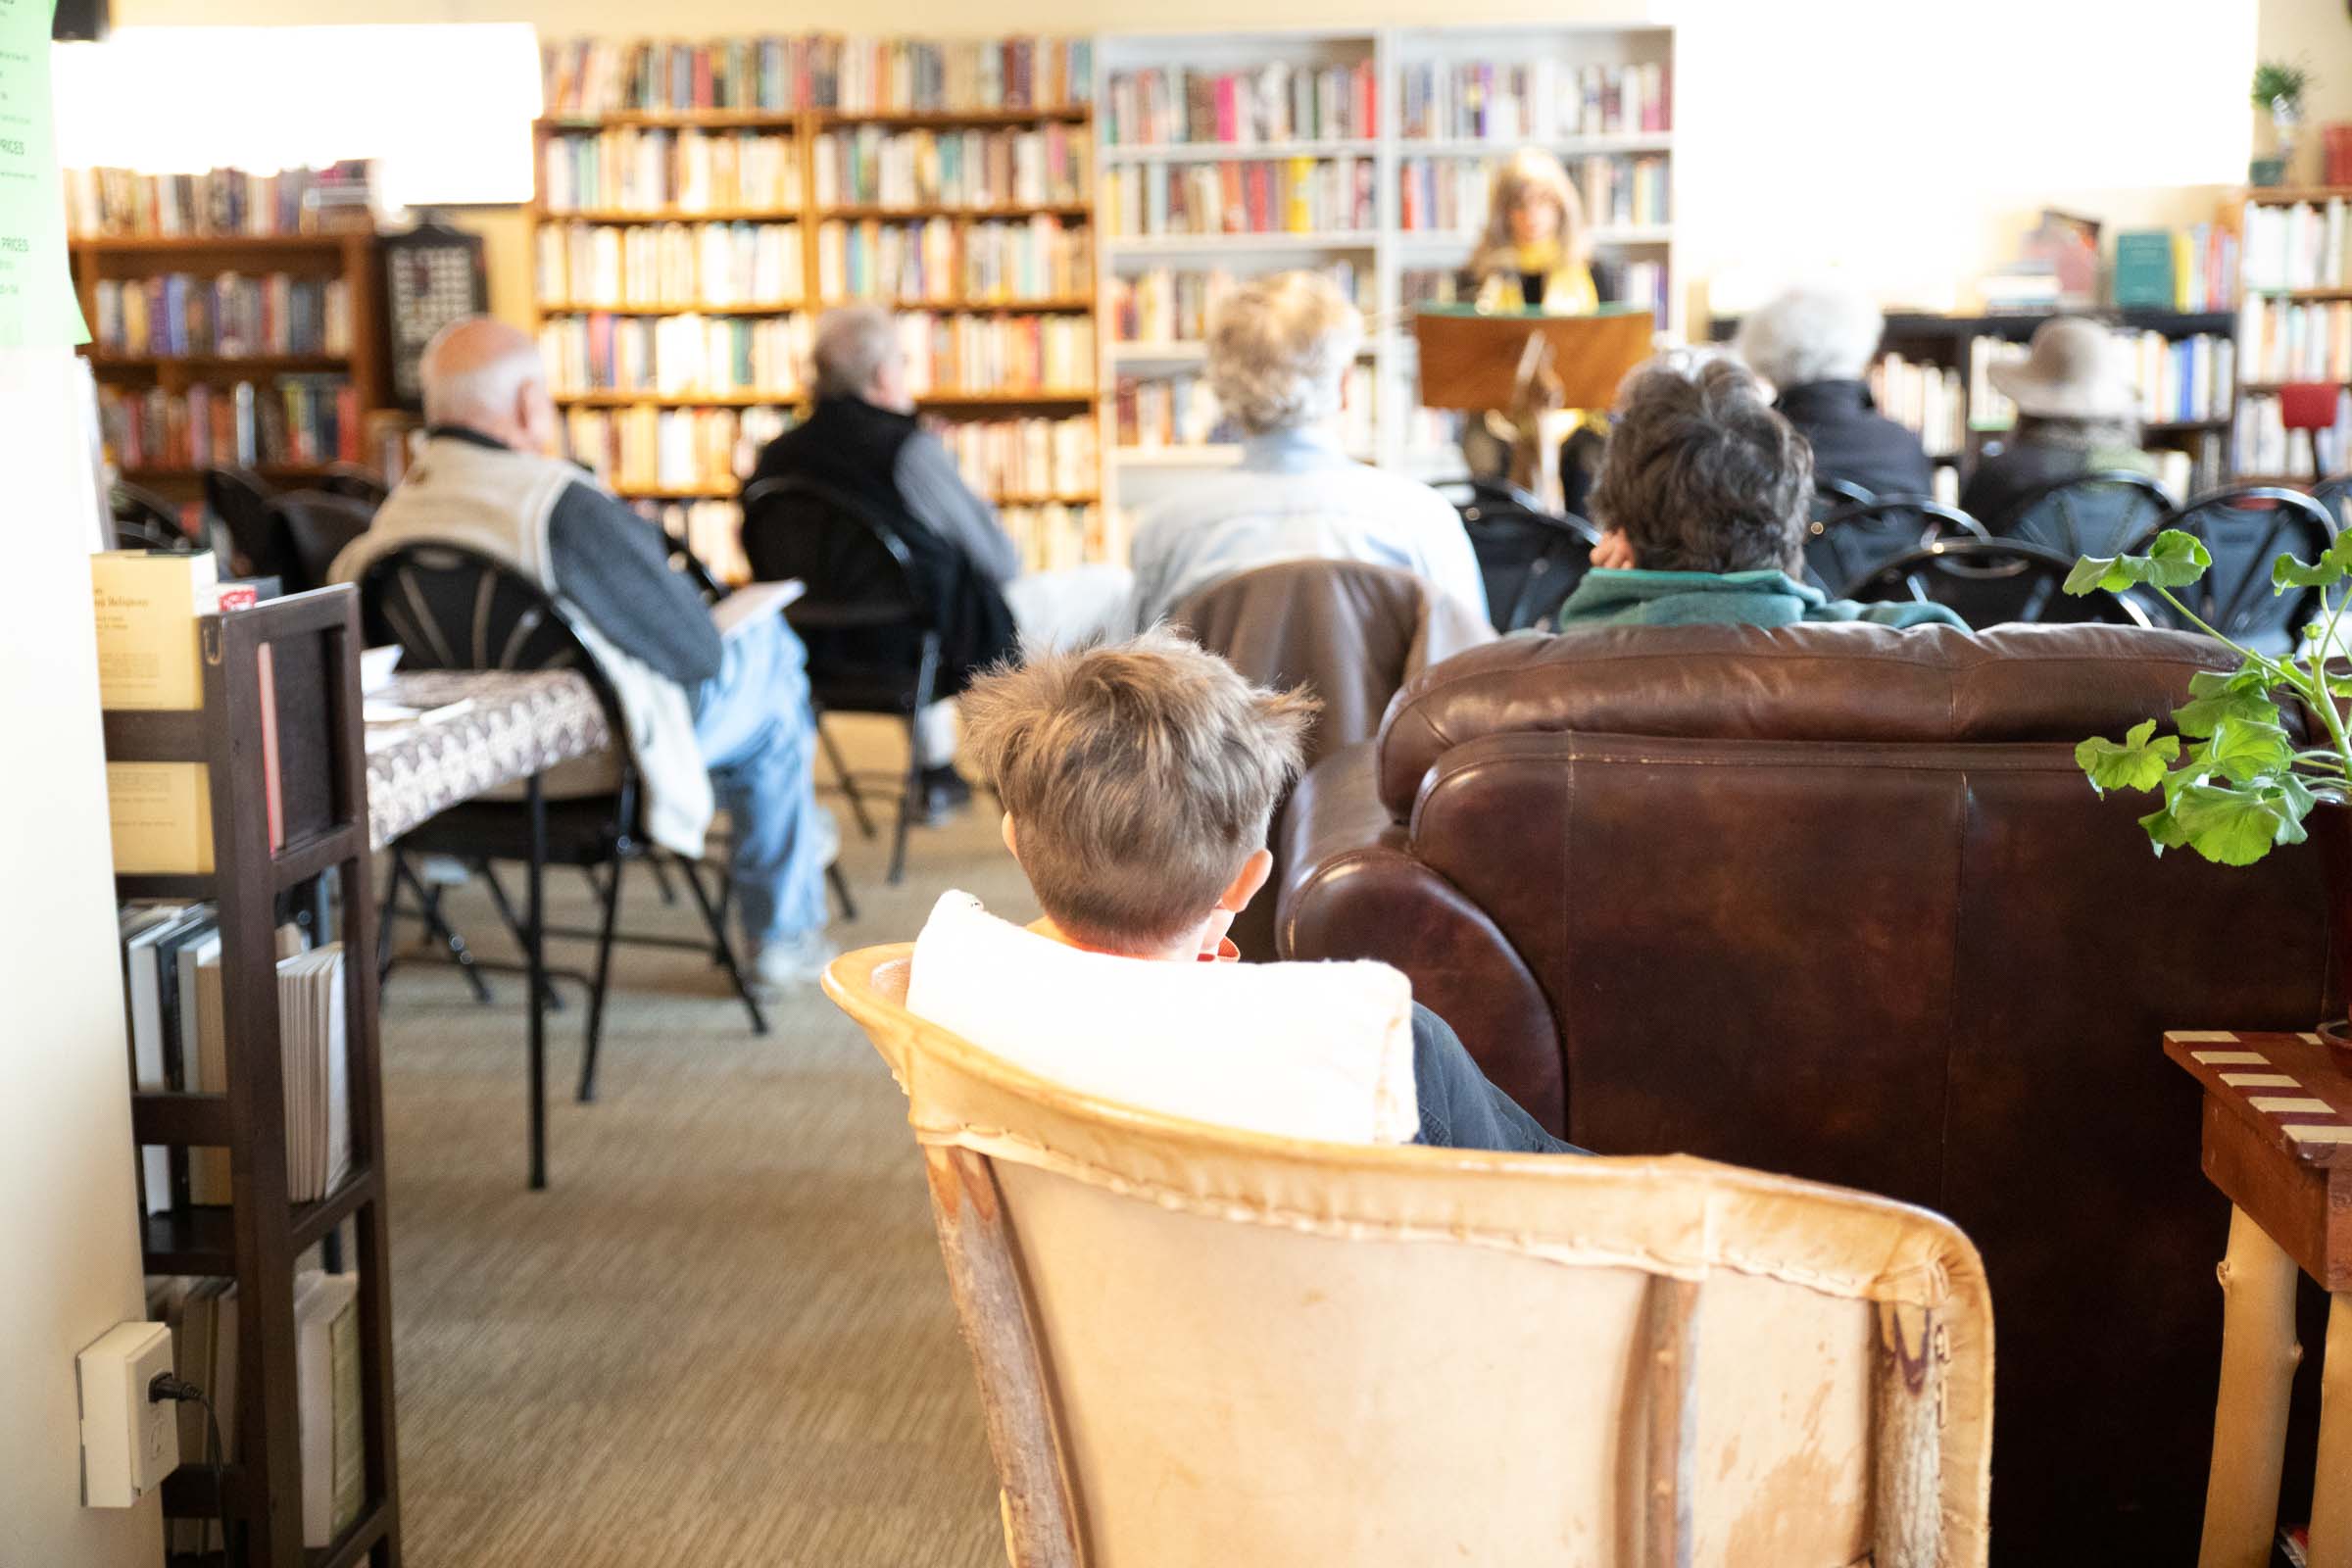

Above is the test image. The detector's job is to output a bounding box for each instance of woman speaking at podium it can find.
[1467,148,1597,316]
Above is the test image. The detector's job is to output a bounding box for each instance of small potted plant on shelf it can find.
[2067,529,2351,1037]
[2252,61,2313,186]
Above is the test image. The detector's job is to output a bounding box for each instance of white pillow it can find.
[905,891,1420,1145]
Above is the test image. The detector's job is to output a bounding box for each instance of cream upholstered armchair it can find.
[825,945,1994,1568]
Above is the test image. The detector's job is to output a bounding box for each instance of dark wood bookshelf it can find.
[108,587,401,1568]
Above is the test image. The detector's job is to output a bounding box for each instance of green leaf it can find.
[2196,715,2297,782]
[2077,718,2180,796]
[2137,804,2193,856]
[2164,778,2316,866]
[2065,530,2212,596]
[2175,683,2283,738]
[2272,531,2352,592]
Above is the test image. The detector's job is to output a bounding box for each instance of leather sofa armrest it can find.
[1276,741,1567,1137]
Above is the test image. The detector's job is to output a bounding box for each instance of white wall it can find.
[0,348,162,1566]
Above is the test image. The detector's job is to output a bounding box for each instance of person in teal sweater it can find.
[1556,353,1966,631]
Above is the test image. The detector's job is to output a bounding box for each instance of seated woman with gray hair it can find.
[1733,281,1933,499]
[1124,270,1486,629]
[1556,353,1964,630]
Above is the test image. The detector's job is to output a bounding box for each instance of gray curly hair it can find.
[1733,282,1886,391]
[1204,270,1362,438]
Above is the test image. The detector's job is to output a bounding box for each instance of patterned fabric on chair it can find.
[825,944,1996,1568]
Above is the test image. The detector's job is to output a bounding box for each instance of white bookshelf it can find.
[1094,22,1676,512]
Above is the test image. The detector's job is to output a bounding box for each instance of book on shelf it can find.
[1396,58,1669,141]
[153,1274,238,1554]
[1001,502,1115,572]
[893,311,1095,396]
[540,126,801,216]
[938,414,1099,500]
[2241,195,2352,294]
[2111,225,2237,313]
[64,161,375,240]
[93,272,351,360]
[99,374,363,470]
[541,34,1093,117]
[828,35,1093,115]
[1395,152,1667,234]
[545,35,816,116]
[537,220,804,310]
[1102,156,1378,239]
[2237,295,2352,385]
[1101,60,1377,146]
[2234,387,2352,479]
[636,499,754,585]
[566,403,794,496]
[816,215,1089,304]
[814,216,958,303]
[961,218,1091,302]
[1116,363,1373,451]
[186,938,352,1205]
[122,905,217,1213]
[295,1270,367,1549]
[539,313,811,399]
[811,123,1089,209]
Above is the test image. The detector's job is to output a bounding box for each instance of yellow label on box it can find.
[106,762,213,874]
[89,552,217,710]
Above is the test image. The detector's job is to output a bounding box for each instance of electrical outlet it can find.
[77,1321,179,1507]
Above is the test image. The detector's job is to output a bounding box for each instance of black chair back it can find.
[1985,470,2174,560]
[741,476,930,629]
[273,490,375,594]
[2309,474,2352,536]
[2159,485,2341,655]
[1437,479,1601,632]
[354,541,623,728]
[1811,477,1876,519]
[1805,495,1984,599]
[318,464,390,507]
[1848,537,2152,629]
[111,482,195,552]
[203,465,281,576]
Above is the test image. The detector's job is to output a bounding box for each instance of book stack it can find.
[564,404,794,494]
[93,272,351,360]
[938,415,1098,499]
[99,377,361,471]
[1102,157,1379,238]
[811,124,1089,209]
[828,36,1094,114]
[63,162,374,239]
[1867,353,1969,458]
[543,35,821,115]
[816,218,962,302]
[539,313,811,398]
[2241,196,2352,294]
[1101,61,1377,145]
[960,218,1092,303]
[535,221,803,308]
[2237,296,2352,385]
[1111,262,1359,343]
[1000,503,1111,572]
[895,312,1095,395]
[539,129,801,216]
[2111,226,2240,312]
[1396,59,1669,140]
[2234,388,2352,480]
[152,1269,364,1552]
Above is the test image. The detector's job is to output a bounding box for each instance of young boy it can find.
[956,630,1579,1155]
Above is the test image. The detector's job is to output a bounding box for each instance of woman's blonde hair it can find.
[1204,270,1363,438]
[1472,147,1590,274]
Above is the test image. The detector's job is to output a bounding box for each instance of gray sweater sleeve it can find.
[545,481,723,688]
[894,430,1022,586]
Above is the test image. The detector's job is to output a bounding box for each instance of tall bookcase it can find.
[2235,184,2352,484]
[1096,23,1676,514]
[528,61,1103,579]
[107,588,400,1568]
[69,231,387,497]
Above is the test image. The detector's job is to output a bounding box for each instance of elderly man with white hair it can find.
[1732,281,1934,500]
[1123,270,1486,631]
[331,318,835,996]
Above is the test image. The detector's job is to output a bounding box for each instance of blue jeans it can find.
[691,615,826,950]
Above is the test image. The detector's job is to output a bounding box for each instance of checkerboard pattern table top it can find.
[2164,1031,2352,1167]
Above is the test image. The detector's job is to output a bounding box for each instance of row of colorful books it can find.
[1100,62,1379,147]
[2110,225,2240,314]
[895,311,1096,396]
[1109,262,1360,344]
[815,217,1091,305]
[542,35,1094,118]
[636,499,753,586]
[63,162,374,239]
[535,221,804,310]
[2241,197,2352,293]
[1396,59,1670,142]
[2237,296,2352,385]
[567,403,794,494]
[2233,389,2352,479]
[938,415,1099,500]
[93,272,351,360]
[541,313,813,398]
[100,376,361,471]
[1867,354,1970,458]
[540,129,800,216]
[2120,330,2237,424]
[1395,152,1668,234]
[810,124,1089,210]
[1003,502,1116,573]
[1114,364,1374,450]
[1102,157,1379,239]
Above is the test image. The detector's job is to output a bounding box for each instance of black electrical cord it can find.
[150,1373,231,1561]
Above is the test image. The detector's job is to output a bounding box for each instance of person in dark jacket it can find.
[1734,282,1935,500]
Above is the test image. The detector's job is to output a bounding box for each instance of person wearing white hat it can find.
[1960,316,2157,527]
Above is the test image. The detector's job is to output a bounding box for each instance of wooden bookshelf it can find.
[108,587,401,1568]
[529,89,1104,547]
[2245,185,2352,207]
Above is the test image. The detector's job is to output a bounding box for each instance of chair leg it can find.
[827,860,858,923]
[816,706,877,840]
[417,881,495,1005]
[477,859,565,1013]
[577,857,626,1103]
[889,715,920,886]
[375,850,408,985]
[646,854,680,906]
[678,858,767,1036]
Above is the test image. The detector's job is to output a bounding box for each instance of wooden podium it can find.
[1414,304,1655,506]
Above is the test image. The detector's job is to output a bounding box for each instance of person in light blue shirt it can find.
[1557,353,1966,631]
[1125,270,1488,631]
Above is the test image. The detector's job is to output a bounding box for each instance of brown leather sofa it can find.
[1277,620,2337,1564]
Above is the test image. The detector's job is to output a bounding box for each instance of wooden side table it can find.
[2165,1030,2352,1568]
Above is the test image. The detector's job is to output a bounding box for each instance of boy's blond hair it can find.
[961,631,1318,950]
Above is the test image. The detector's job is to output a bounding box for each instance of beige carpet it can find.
[379,717,1039,1567]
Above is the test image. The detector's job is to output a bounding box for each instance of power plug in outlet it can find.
[77,1321,179,1507]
